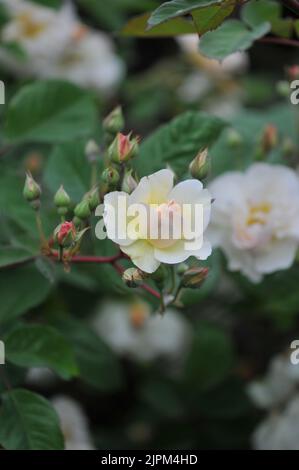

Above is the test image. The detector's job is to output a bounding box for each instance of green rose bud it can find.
[227,129,243,148]
[121,169,138,194]
[102,167,120,186]
[23,172,41,204]
[85,139,100,163]
[85,186,100,211]
[54,185,71,215]
[103,106,125,136]
[74,199,91,221]
[181,267,209,289]
[189,148,210,181]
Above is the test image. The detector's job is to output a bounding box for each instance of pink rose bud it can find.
[109,132,139,164]
[54,221,76,247]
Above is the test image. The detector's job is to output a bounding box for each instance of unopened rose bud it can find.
[276,80,290,98]
[177,263,189,276]
[189,148,210,180]
[122,268,146,288]
[121,169,138,194]
[282,137,295,157]
[74,199,91,221]
[24,152,43,174]
[227,129,243,148]
[85,140,100,163]
[102,167,120,186]
[103,106,125,136]
[23,172,41,209]
[181,267,209,289]
[54,185,71,216]
[287,65,299,81]
[108,133,139,164]
[261,125,278,153]
[54,221,76,247]
[85,186,100,211]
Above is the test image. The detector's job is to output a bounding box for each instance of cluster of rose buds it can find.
[22,106,210,304]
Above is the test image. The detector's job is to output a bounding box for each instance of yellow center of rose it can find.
[18,13,47,39]
[148,200,182,249]
[246,203,271,226]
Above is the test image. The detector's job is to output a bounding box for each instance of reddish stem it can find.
[112,261,161,299]
[258,37,299,48]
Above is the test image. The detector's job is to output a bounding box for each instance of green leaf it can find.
[199,19,270,60]
[4,80,97,144]
[271,18,293,38]
[0,246,34,269]
[5,324,78,379]
[184,322,234,392]
[191,2,235,35]
[44,141,91,202]
[0,265,52,324]
[241,0,281,28]
[148,0,225,28]
[137,111,227,176]
[55,318,124,391]
[0,389,64,450]
[121,12,196,36]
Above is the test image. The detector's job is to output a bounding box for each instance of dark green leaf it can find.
[5,80,97,143]
[191,2,235,35]
[5,324,78,379]
[148,0,225,28]
[0,265,52,324]
[0,389,64,450]
[241,0,281,28]
[184,322,234,392]
[0,246,34,269]
[199,19,270,60]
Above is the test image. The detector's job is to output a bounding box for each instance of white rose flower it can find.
[51,395,94,450]
[1,0,76,61]
[92,300,192,364]
[247,354,299,409]
[41,30,125,94]
[208,163,299,282]
[103,169,212,274]
[253,394,299,450]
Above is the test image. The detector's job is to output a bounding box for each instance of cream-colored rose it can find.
[51,395,94,450]
[103,169,212,273]
[208,163,299,282]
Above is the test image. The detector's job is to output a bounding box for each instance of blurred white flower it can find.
[104,169,212,274]
[176,35,249,77]
[247,354,299,409]
[51,395,94,450]
[208,163,299,282]
[0,0,124,93]
[1,0,76,61]
[92,300,192,363]
[253,394,299,450]
[41,30,125,94]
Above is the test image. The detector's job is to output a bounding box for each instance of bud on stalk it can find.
[74,199,92,221]
[108,133,139,164]
[181,267,209,289]
[102,167,120,186]
[85,186,100,211]
[261,125,278,153]
[121,169,138,194]
[189,148,210,181]
[54,185,71,216]
[103,106,124,136]
[122,268,146,288]
[54,221,76,247]
[23,172,41,210]
[85,140,100,163]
